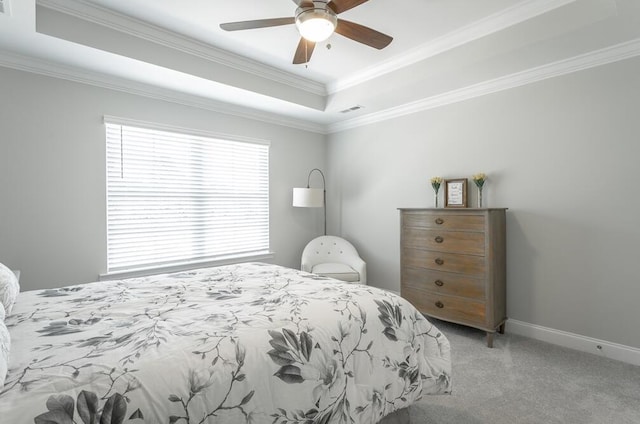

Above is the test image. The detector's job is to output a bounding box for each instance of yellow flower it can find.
[472,173,486,188]
[431,177,443,191]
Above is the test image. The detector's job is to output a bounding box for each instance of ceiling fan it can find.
[220,0,393,65]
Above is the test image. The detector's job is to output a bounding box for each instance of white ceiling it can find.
[82,0,524,84]
[1,0,640,132]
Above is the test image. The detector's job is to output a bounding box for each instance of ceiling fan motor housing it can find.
[295,1,338,42]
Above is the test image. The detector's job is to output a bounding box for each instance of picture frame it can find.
[444,178,468,208]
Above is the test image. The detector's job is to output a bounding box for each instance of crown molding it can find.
[3,36,639,137]
[5,1,640,137]
[0,50,327,134]
[327,0,578,94]
[36,0,327,97]
[328,37,640,133]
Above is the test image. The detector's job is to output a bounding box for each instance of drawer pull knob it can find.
[434,280,444,287]
[435,218,444,225]
[435,258,444,266]
[435,301,444,309]
[435,236,444,243]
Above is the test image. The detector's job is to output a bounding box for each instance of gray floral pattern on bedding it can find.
[0,263,451,424]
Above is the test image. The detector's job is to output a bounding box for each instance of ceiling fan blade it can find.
[328,0,370,14]
[291,0,314,7]
[335,19,393,49]
[220,17,295,31]
[293,38,316,64]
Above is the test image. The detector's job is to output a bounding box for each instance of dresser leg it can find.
[498,323,505,334]
[486,332,494,348]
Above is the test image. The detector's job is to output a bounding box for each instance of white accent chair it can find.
[301,236,366,284]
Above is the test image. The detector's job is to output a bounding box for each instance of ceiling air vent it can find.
[0,0,11,15]
[339,105,364,114]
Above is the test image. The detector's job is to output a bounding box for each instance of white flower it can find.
[188,368,216,394]
[299,349,345,402]
[359,388,385,423]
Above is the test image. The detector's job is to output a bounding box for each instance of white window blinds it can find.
[105,121,270,273]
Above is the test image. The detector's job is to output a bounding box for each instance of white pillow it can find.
[0,263,19,315]
[0,302,5,322]
[0,318,9,388]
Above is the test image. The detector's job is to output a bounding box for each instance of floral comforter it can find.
[0,263,451,424]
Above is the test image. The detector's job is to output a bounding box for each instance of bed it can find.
[0,262,451,423]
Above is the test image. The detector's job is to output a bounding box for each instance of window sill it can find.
[99,251,275,281]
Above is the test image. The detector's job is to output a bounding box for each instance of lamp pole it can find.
[306,168,326,236]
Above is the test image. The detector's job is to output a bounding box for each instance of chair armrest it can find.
[300,260,313,273]
[351,258,366,285]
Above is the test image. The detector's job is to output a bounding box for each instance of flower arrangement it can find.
[431,176,443,191]
[472,173,486,188]
[472,173,487,207]
[431,177,443,208]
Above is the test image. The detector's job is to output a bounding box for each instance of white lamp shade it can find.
[293,188,324,208]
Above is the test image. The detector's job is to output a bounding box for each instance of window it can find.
[105,119,270,274]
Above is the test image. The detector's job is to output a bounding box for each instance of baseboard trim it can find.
[507,319,640,367]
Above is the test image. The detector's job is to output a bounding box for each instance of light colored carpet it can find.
[404,319,640,424]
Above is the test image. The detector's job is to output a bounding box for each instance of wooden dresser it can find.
[399,208,507,347]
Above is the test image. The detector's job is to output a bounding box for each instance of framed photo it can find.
[444,178,468,208]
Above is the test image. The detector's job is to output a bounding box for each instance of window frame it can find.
[101,116,272,280]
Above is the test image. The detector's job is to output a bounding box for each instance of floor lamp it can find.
[292,168,326,236]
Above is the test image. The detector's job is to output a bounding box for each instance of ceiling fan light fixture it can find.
[295,3,337,43]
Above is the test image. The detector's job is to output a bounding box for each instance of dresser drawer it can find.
[402,248,486,276]
[402,212,485,232]
[402,227,484,256]
[402,267,485,299]
[403,286,486,324]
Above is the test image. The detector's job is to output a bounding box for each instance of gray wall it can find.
[0,67,325,290]
[327,56,640,349]
[2,55,639,350]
